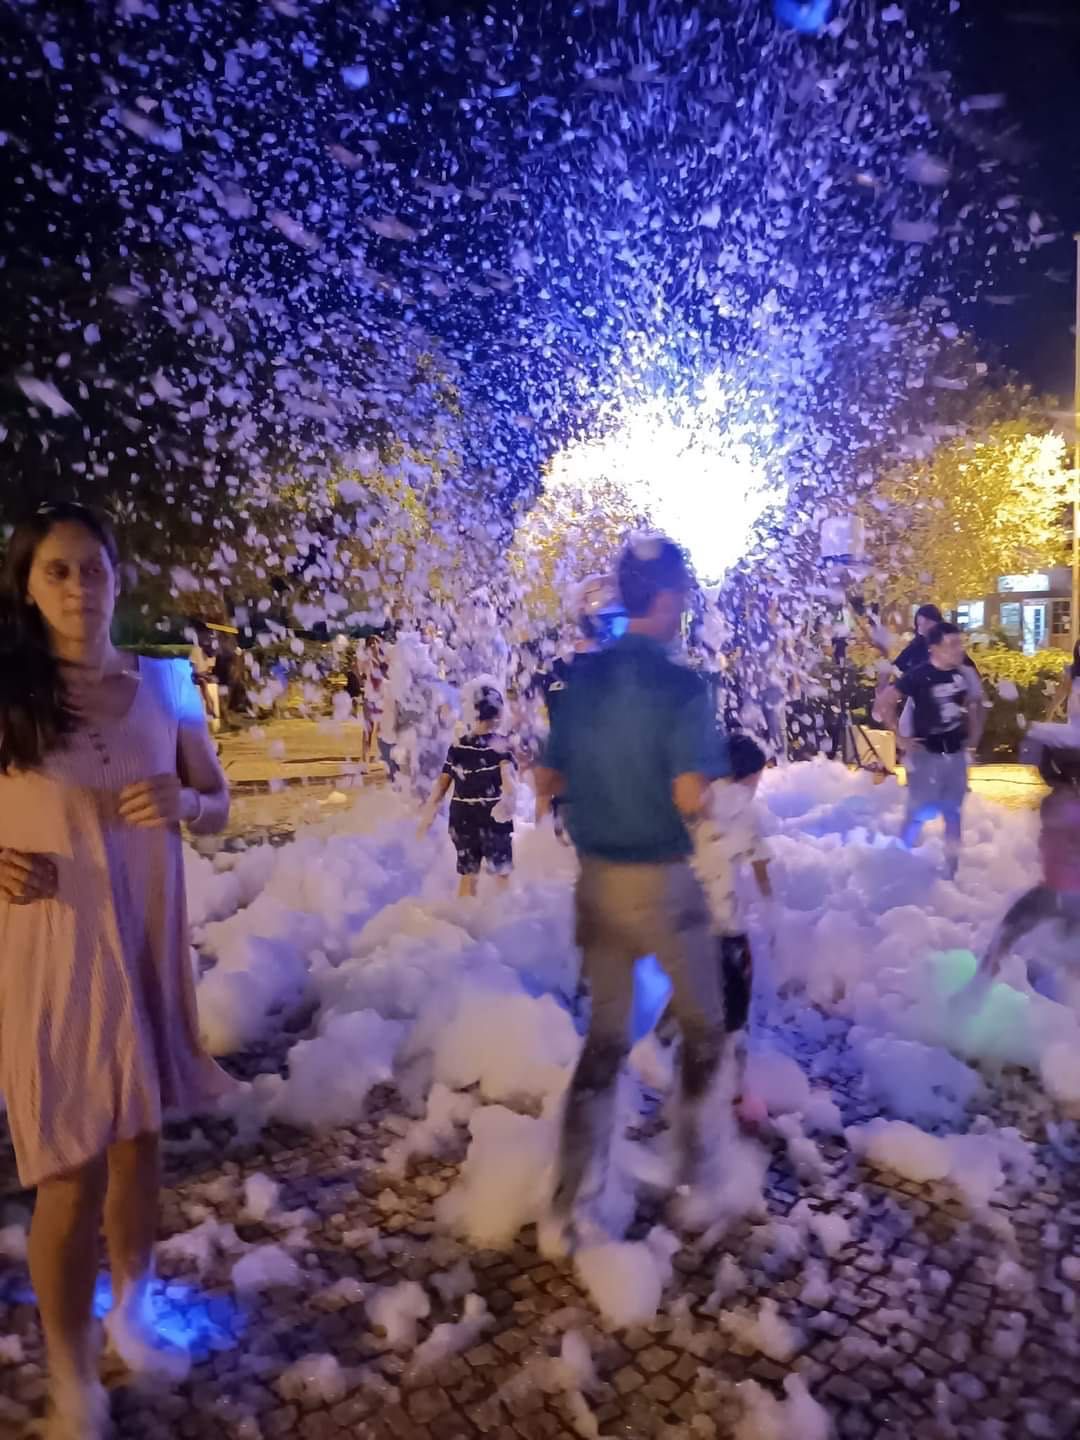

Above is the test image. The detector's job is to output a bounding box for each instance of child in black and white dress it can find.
[420,680,516,898]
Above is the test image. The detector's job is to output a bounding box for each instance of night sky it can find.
[960,0,1080,399]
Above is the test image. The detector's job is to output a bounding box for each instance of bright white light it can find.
[546,375,784,582]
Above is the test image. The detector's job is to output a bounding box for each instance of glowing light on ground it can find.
[91,1274,244,1351]
[546,375,785,582]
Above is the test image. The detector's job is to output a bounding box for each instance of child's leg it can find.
[719,934,753,1034]
[451,817,482,899]
[483,825,514,893]
[718,934,763,1123]
[981,886,1058,980]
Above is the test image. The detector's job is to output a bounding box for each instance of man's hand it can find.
[873,683,903,731]
[116,774,184,828]
[0,849,58,904]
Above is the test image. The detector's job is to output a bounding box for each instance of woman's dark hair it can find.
[915,604,944,629]
[1073,639,1080,675]
[0,503,119,773]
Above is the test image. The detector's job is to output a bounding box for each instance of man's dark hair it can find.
[729,732,768,781]
[617,536,692,618]
[926,621,961,648]
[916,604,944,628]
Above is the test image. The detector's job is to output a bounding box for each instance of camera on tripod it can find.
[818,516,894,776]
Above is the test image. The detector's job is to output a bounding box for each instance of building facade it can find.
[956,566,1073,655]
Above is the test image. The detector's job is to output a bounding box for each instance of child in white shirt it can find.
[692,734,773,1119]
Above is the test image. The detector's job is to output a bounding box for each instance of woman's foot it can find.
[39,1375,109,1440]
[104,1286,190,1384]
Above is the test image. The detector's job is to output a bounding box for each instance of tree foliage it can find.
[506,478,652,638]
[863,398,1072,616]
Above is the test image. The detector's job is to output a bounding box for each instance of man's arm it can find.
[672,771,710,821]
[874,683,904,731]
[533,765,565,823]
[669,681,726,822]
[964,667,986,750]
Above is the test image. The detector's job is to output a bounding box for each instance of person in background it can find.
[211,634,238,728]
[361,635,388,769]
[892,603,945,675]
[419,680,516,898]
[535,535,730,1243]
[188,624,221,734]
[345,642,365,717]
[875,621,985,878]
[973,781,1080,990]
[692,734,772,1046]
[0,504,234,1438]
[1044,639,1080,727]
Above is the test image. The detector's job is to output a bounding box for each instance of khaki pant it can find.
[554,857,727,1220]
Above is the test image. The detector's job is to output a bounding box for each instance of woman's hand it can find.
[0,849,58,904]
[116,773,184,828]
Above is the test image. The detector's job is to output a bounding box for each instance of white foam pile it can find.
[183,760,1075,1350]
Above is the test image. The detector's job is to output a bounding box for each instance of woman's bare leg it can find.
[29,1156,108,1408]
[458,874,478,899]
[103,1133,160,1310]
[103,1132,188,1379]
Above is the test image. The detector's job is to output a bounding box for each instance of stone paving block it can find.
[613,1366,645,1396]
[513,1412,563,1439]
[264,1406,300,1438]
[823,1374,873,1406]
[331,1394,375,1427]
[669,1352,699,1385]
[408,1388,453,1423]
[642,1373,679,1406]
[467,1396,506,1431]
[638,1345,677,1374]
[299,1413,341,1440]
[504,1389,544,1419]
[428,1415,475,1440]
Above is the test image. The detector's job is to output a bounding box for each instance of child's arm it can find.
[492,758,517,824]
[418,772,453,834]
[752,857,772,900]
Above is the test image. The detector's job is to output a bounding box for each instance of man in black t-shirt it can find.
[876,622,985,878]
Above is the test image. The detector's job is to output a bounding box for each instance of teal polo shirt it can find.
[542,632,729,864]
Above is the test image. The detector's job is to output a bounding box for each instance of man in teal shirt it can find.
[536,536,730,1239]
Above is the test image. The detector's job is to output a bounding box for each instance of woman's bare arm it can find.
[178,717,230,835]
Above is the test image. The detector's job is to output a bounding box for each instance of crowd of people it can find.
[2,503,1079,1436]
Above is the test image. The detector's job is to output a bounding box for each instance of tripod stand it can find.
[831,636,894,776]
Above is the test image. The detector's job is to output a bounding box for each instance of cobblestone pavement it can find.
[3,1028,1079,1440]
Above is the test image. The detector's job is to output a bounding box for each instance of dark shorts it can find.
[718,933,753,1033]
[449,802,513,877]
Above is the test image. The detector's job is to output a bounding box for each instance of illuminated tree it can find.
[864,414,1072,616]
[507,477,652,637]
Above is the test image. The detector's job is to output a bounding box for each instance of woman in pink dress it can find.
[0,504,235,1438]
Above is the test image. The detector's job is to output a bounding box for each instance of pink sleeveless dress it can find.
[0,657,235,1188]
